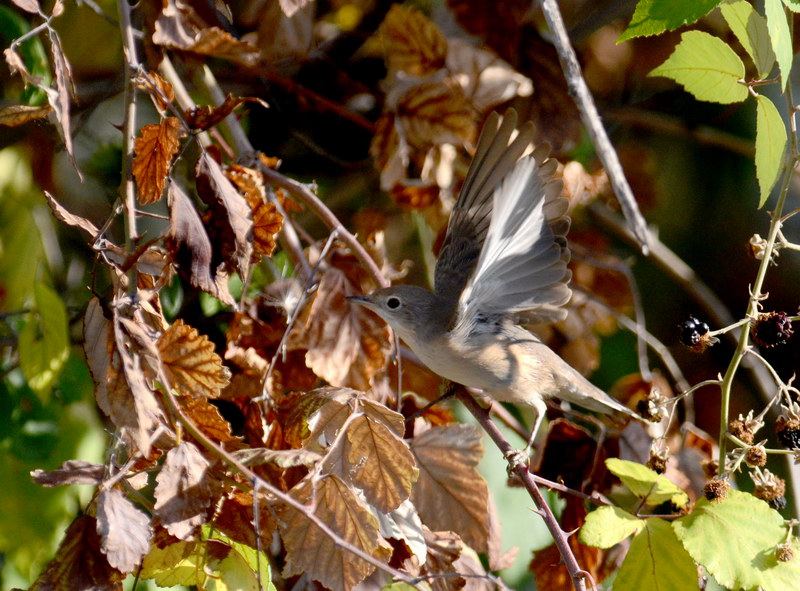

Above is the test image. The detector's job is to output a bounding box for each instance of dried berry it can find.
[679,316,717,352]
[776,415,800,449]
[744,445,767,468]
[729,418,755,445]
[704,478,729,502]
[752,469,785,503]
[769,496,787,511]
[647,445,669,474]
[776,542,794,562]
[751,311,794,348]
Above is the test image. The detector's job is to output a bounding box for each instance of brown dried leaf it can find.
[96,488,153,573]
[4,47,36,85]
[225,164,283,261]
[345,414,418,513]
[446,38,533,113]
[11,0,40,14]
[213,490,277,550]
[447,0,528,63]
[415,527,466,591]
[410,424,489,551]
[0,103,52,127]
[48,33,79,174]
[154,441,215,540]
[165,183,234,305]
[290,262,391,390]
[390,79,476,150]
[184,94,268,131]
[280,475,392,591]
[133,117,183,205]
[158,319,230,398]
[178,395,238,443]
[390,180,440,210]
[135,71,175,112]
[535,419,613,491]
[44,190,100,236]
[378,4,447,77]
[30,515,122,590]
[196,152,253,277]
[31,459,105,487]
[84,299,166,454]
[153,0,260,66]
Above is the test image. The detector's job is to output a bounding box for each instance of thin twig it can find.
[117,0,140,293]
[455,387,590,591]
[538,0,649,253]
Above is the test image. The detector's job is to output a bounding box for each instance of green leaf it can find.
[18,281,69,398]
[615,519,697,591]
[784,0,800,12]
[755,94,787,207]
[648,31,748,104]
[765,0,793,89]
[720,0,776,79]
[207,529,276,591]
[673,489,800,590]
[579,506,644,548]
[140,540,207,587]
[605,458,689,507]
[619,0,723,42]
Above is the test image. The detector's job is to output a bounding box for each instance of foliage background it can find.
[1,0,799,589]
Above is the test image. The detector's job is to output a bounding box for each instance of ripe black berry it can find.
[776,416,800,449]
[679,316,716,352]
[769,496,787,511]
[752,312,794,348]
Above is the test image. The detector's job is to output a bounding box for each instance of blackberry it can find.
[679,316,717,352]
[776,416,800,449]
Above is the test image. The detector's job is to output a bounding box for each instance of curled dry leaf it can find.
[177,394,238,443]
[410,424,490,552]
[133,117,184,205]
[29,515,122,590]
[135,71,175,112]
[4,47,36,85]
[31,459,105,487]
[196,152,253,277]
[184,94,268,131]
[378,4,447,77]
[84,299,167,454]
[11,0,41,14]
[154,441,216,540]
[158,319,231,398]
[165,183,235,305]
[225,163,283,261]
[0,104,52,127]
[233,447,322,468]
[446,38,533,113]
[388,79,476,151]
[96,488,153,573]
[279,475,392,591]
[289,257,391,390]
[48,32,80,175]
[153,0,260,66]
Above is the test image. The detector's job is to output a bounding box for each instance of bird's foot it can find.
[504,448,530,478]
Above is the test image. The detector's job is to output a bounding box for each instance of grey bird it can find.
[349,110,639,454]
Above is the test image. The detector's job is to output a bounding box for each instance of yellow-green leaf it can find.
[579,506,644,549]
[605,458,689,507]
[615,519,697,591]
[18,281,69,398]
[720,0,776,79]
[765,0,793,89]
[619,0,723,42]
[755,94,787,207]
[673,489,800,590]
[649,30,748,104]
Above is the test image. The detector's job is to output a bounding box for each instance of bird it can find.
[349,110,639,458]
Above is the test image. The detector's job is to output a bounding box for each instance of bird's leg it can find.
[504,399,546,473]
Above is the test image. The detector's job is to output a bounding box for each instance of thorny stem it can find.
[117,0,140,294]
[538,0,649,253]
[456,387,590,591]
[717,80,798,475]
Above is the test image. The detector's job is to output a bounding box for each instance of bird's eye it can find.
[386,296,401,310]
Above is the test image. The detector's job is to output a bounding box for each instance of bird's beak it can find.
[346,295,371,307]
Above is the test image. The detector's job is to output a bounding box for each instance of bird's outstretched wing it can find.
[450,112,572,327]
[434,110,536,319]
